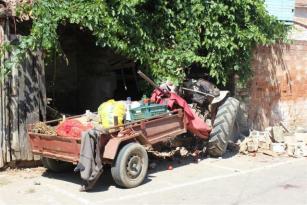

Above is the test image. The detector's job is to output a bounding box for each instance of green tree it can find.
[0,0,288,85]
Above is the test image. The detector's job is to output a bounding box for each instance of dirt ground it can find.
[0,153,306,205]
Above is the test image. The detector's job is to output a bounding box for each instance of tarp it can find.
[151,89,211,139]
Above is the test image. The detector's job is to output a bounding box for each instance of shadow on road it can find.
[42,167,114,192]
[40,150,238,192]
[41,166,152,192]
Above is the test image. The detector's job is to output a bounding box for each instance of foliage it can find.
[1,0,289,85]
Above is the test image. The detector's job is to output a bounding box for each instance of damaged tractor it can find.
[179,78,246,157]
[140,70,248,157]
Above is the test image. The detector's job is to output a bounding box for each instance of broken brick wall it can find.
[236,41,307,130]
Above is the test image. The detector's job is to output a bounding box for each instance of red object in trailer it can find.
[151,89,211,139]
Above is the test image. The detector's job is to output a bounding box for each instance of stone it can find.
[247,138,259,152]
[270,143,286,154]
[286,142,299,156]
[258,131,272,150]
[287,142,307,158]
[272,126,285,143]
[247,130,272,152]
[238,138,248,153]
[293,144,307,158]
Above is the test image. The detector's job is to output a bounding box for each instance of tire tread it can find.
[208,97,239,157]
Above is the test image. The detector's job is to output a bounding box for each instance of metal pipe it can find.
[181,87,215,98]
[137,70,166,94]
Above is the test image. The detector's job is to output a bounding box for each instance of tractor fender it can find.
[211,90,229,104]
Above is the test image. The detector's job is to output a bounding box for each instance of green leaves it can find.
[0,0,288,84]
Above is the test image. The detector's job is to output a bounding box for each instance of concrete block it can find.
[286,142,299,156]
[238,138,248,153]
[272,126,284,143]
[293,144,307,158]
[258,132,272,150]
[286,142,307,157]
[249,130,271,150]
[270,143,286,154]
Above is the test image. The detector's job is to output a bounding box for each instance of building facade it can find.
[237,0,307,130]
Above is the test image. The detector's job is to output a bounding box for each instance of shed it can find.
[0,1,140,168]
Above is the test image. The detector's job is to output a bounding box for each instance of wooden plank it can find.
[36,51,46,121]
[18,55,28,161]
[17,52,45,161]
[0,21,11,166]
[5,77,11,163]
[0,80,4,168]
[0,21,6,168]
[0,80,6,168]
[27,53,39,160]
[10,62,20,160]
[1,77,8,163]
[0,22,3,168]
[29,51,46,161]
[3,77,10,163]
[19,54,34,161]
[0,22,46,166]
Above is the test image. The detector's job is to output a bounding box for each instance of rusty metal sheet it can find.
[29,133,81,163]
[102,133,140,160]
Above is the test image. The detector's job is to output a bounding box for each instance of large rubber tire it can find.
[42,157,73,172]
[207,97,239,157]
[232,105,250,142]
[111,143,148,188]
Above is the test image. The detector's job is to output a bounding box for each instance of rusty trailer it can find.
[28,109,188,189]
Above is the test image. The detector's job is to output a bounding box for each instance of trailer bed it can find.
[28,109,186,164]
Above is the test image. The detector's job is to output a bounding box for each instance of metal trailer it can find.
[28,109,192,189]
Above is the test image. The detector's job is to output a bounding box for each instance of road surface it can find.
[0,154,306,205]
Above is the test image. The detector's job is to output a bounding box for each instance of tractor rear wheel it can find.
[207,97,239,157]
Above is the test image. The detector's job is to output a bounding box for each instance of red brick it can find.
[238,41,307,129]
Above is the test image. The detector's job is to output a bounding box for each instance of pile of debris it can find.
[238,123,307,158]
[31,122,57,135]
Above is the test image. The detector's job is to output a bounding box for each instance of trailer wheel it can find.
[111,143,148,188]
[42,157,72,172]
[207,97,239,157]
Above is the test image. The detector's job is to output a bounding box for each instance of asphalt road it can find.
[0,154,306,205]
